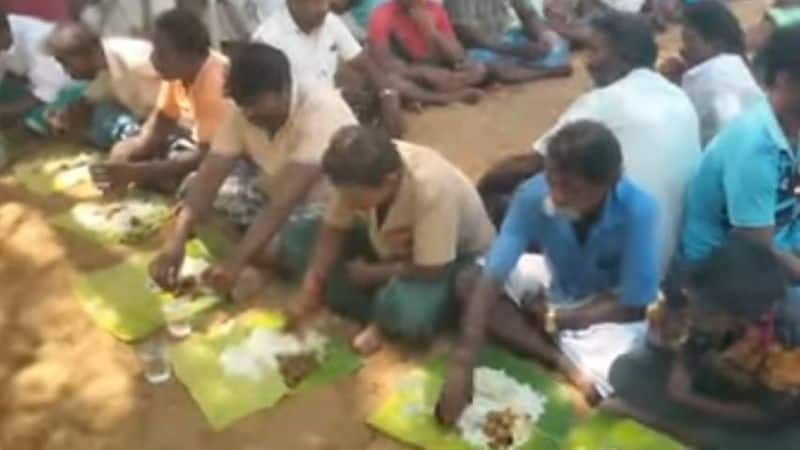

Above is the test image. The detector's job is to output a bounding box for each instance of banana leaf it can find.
[169,310,362,431]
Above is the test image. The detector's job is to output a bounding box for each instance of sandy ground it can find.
[0,3,766,449]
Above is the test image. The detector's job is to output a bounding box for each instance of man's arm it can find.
[150,152,237,288]
[733,227,800,281]
[668,354,784,427]
[222,162,323,273]
[109,112,177,162]
[555,295,646,330]
[348,52,405,137]
[512,0,547,41]
[409,5,465,65]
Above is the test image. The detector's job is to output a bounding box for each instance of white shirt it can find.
[681,53,764,145]
[80,0,175,37]
[0,15,72,103]
[252,4,362,87]
[533,69,702,275]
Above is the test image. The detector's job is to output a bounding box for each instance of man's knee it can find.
[375,278,451,342]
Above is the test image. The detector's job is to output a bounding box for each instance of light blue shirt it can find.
[484,175,660,307]
[681,98,799,262]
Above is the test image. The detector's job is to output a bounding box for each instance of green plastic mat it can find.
[169,310,363,431]
[368,348,577,450]
[73,240,221,341]
[49,192,171,245]
[12,147,100,196]
[563,411,683,450]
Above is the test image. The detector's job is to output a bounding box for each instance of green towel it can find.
[49,192,171,245]
[169,310,363,431]
[768,7,800,28]
[368,347,576,450]
[73,241,221,341]
[563,411,683,450]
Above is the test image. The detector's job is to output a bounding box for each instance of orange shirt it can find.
[156,50,230,145]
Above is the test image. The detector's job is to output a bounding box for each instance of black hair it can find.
[154,8,210,58]
[0,12,9,31]
[226,43,292,105]
[686,236,787,320]
[591,12,658,69]
[683,0,745,55]
[545,120,622,184]
[46,22,101,56]
[322,125,403,187]
[756,25,800,86]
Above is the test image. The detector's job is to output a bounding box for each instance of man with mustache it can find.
[436,120,661,423]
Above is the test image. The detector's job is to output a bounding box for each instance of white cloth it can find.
[500,254,645,398]
[599,0,647,13]
[681,53,764,145]
[252,4,363,87]
[0,15,72,103]
[80,0,175,37]
[533,69,702,276]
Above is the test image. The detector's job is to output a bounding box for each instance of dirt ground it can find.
[0,3,766,449]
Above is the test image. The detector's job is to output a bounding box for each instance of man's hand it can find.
[149,241,186,291]
[203,260,245,294]
[288,271,326,332]
[436,359,474,426]
[658,56,688,84]
[668,360,693,402]
[408,4,435,33]
[89,162,141,194]
[382,227,412,257]
[346,258,377,289]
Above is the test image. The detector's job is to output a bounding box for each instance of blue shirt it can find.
[681,98,799,262]
[484,175,660,307]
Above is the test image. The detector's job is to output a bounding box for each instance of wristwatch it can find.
[545,306,559,335]
[379,88,398,98]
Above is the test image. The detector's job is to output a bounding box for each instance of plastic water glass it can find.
[162,298,192,338]
[136,337,171,384]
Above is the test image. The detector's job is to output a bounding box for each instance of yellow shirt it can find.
[325,142,496,266]
[156,50,230,144]
[210,82,357,197]
[84,38,162,119]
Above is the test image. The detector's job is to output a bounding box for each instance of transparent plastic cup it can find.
[162,298,192,338]
[136,337,171,384]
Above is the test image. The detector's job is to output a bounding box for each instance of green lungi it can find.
[278,209,472,342]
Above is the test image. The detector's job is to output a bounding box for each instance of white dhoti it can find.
[500,254,647,397]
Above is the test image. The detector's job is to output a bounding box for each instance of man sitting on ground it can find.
[0,11,72,130]
[367,0,486,106]
[89,8,230,194]
[660,0,763,145]
[681,27,800,281]
[45,23,163,150]
[444,0,572,83]
[150,43,358,302]
[436,120,661,423]
[252,0,404,137]
[289,125,496,354]
[479,12,699,277]
[610,236,800,450]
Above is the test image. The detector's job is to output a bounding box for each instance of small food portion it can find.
[69,196,169,244]
[457,367,547,450]
[277,352,321,387]
[220,329,328,386]
[45,153,98,190]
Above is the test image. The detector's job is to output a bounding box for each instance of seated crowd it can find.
[2,0,800,448]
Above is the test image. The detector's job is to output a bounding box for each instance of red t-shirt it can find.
[368,0,456,61]
[4,0,70,22]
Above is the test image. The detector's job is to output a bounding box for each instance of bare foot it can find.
[231,266,267,303]
[352,323,383,355]
[456,89,485,105]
